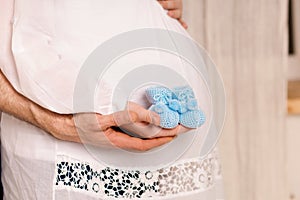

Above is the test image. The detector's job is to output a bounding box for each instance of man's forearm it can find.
[0,69,76,140]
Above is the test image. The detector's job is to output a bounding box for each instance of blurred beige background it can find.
[183,0,300,200]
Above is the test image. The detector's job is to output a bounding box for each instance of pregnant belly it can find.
[9,0,185,114]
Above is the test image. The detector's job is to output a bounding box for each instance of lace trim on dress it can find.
[54,150,222,199]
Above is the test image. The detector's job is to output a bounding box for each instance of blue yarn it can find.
[146,85,206,129]
[149,103,179,129]
[186,99,198,111]
[177,102,188,114]
[168,99,181,112]
[179,110,206,129]
[146,86,173,104]
[173,86,195,103]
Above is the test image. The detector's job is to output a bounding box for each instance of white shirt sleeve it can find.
[0,0,15,73]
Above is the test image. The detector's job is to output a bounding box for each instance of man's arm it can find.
[0,69,73,140]
[0,0,73,141]
[0,70,178,151]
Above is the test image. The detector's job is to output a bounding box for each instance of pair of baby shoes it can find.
[146,86,206,129]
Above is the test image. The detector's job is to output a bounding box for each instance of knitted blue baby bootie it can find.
[146,86,179,129]
[146,85,206,129]
[168,99,187,114]
[172,86,206,129]
[172,86,195,103]
[149,103,180,129]
[146,86,173,105]
[180,110,206,129]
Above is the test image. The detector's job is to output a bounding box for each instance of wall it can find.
[184,1,289,199]
[287,115,300,200]
[288,0,300,80]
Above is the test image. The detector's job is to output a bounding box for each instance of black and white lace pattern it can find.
[55,151,222,199]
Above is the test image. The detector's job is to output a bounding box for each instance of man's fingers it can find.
[135,109,160,126]
[97,110,138,130]
[158,0,186,29]
[139,136,174,151]
[152,125,192,137]
[158,0,181,10]
[104,129,174,151]
[127,102,160,126]
[121,122,179,138]
[167,9,182,19]
[97,102,160,131]
[179,18,188,29]
[120,122,162,138]
[151,125,181,137]
[158,0,183,19]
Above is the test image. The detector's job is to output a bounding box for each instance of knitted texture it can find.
[146,86,206,129]
[180,110,206,129]
[145,86,173,105]
[149,103,180,129]
[172,86,195,102]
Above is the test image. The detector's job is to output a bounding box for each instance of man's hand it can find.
[120,102,191,138]
[53,102,191,151]
[158,0,188,29]
[64,103,177,151]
